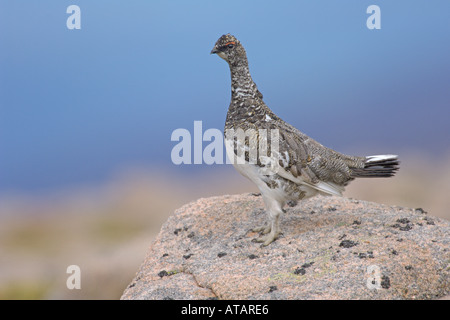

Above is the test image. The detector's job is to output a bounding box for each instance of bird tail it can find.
[351,154,400,178]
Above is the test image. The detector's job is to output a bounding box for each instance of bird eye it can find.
[225,41,235,49]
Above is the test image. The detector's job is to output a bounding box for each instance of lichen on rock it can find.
[121,193,450,300]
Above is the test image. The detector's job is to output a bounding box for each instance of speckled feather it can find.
[211,34,399,245]
[213,35,370,188]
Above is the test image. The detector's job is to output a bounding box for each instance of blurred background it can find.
[0,0,449,299]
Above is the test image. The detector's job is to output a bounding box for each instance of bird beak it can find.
[210,47,220,55]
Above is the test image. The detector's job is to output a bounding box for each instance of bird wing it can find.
[264,120,363,196]
[224,99,365,196]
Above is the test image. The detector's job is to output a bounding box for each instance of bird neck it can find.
[229,60,260,100]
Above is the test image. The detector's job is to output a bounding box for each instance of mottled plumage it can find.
[211,34,399,245]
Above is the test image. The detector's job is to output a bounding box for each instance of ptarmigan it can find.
[211,34,399,246]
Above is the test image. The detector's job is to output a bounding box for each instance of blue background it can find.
[1,0,449,194]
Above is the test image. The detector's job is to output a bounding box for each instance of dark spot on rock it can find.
[424,217,435,225]
[162,253,169,257]
[183,254,193,259]
[381,275,391,289]
[248,254,258,259]
[127,282,136,289]
[393,221,413,231]
[187,232,195,238]
[397,238,403,242]
[174,228,182,235]
[269,286,278,293]
[339,240,358,248]
[252,208,265,215]
[293,267,306,275]
[390,249,398,255]
[251,192,261,197]
[158,270,169,278]
[358,252,374,259]
[399,224,413,231]
[415,208,427,214]
[352,220,361,225]
[310,210,316,214]
[328,206,337,212]
[405,265,413,270]
[338,234,347,240]
[217,252,227,258]
[301,262,315,268]
[163,296,173,300]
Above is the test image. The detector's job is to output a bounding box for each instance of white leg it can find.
[254,195,283,246]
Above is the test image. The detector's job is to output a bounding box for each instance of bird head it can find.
[211,34,247,66]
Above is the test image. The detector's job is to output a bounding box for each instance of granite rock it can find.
[121,193,450,300]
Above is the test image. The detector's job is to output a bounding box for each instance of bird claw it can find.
[252,225,271,235]
[254,232,279,246]
[252,224,280,246]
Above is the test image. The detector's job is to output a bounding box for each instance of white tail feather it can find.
[366,154,398,163]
